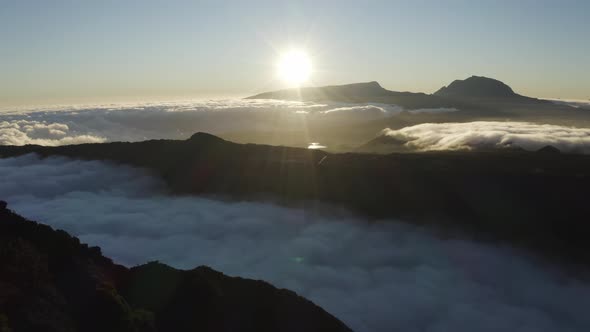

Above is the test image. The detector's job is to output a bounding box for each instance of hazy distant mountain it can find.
[2,133,590,265]
[355,133,413,154]
[434,76,519,98]
[0,201,352,332]
[247,81,460,109]
[241,78,590,151]
[249,81,387,100]
[247,76,553,110]
[536,145,561,154]
[434,76,548,104]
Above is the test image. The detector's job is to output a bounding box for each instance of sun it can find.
[277,50,312,85]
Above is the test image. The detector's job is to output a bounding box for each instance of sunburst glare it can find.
[277,50,312,85]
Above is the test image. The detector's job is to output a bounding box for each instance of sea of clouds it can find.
[382,121,590,153]
[3,99,589,155]
[2,154,590,332]
[0,99,457,146]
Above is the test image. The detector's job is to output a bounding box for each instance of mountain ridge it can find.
[434,76,517,98]
[2,133,590,265]
[0,201,352,332]
[247,81,459,109]
[433,76,548,105]
[247,76,552,110]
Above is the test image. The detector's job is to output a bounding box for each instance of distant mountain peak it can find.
[347,80,383,88]
[537,145,561,154]
[434,76,518,98]
[328,80,386,93]
[188,132,227,143]
[245,81,389,101]
[246,77,548,108]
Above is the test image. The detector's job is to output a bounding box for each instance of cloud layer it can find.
[382,121,590,153]
[0,120,106,146]
[0,99,455,146]
[2,155,590,332]
[546,99,590,110]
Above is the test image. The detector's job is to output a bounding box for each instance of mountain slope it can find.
[0,201,352,332]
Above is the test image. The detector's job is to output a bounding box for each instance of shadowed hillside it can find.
[0,201,352,332]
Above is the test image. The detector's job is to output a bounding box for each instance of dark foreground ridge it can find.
[1,134,590,265]
[0,202,352,332]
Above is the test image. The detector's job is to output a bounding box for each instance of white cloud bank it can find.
[2,155,590,332]
[545,99,590,110]
[0,120,106,146]
[382,121,590,153]
[0,99,456,146]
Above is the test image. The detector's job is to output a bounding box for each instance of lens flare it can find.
[277,50,312,85]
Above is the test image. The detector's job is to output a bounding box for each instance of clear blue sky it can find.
[1,0,589,105]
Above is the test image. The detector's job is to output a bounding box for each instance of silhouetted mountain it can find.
[0,201,352,332]
[2,134,590,265]
[188,131,228,144]
[434,76,517,98]
[248,81,388,100]
[434,76,550,106]
[247,77,558,112]
[355,133,413,154]
[247,82,461,109]
[537,145,561,154]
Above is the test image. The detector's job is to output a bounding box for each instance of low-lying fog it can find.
[2,154,589,332]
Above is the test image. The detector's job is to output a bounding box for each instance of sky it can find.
[1,0,589,106]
